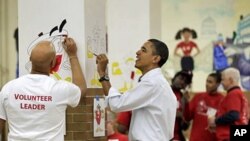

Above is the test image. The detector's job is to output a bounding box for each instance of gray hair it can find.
[222,67,240,83]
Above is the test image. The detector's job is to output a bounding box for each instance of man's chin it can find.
[135,64,141,70]
[135,64,138,68]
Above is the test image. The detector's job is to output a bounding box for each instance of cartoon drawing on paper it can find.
[25,19,71,81]
[86,23,107,87]
[93,97,105,137]
[95,104,104,132]
[87,23,106,57]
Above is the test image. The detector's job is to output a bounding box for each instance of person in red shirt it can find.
[116,111,132,134]
[185,73,224,141]
[107,120,128,141]
[171,70,193,141]
[174,27,200,71]
[107,111,128,141]
[208,68,249,141]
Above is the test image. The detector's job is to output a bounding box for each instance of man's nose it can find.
[136,50,140,55]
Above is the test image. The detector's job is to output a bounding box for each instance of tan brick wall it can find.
[65,88,107,141]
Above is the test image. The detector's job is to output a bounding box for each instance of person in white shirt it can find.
[0,37,87,141]
[96,39,177,141]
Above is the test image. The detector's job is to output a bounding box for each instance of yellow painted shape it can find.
[52,71,62,80]
[90,72,102,87]
[119,82,128,93]
[65,77,72,82]
[87,50,94,58]
[52,72,72,82]
[136,69,142,75]
[125,57,134,63]
[112,62,122,75]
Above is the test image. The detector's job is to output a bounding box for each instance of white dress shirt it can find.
[106,68,177,141]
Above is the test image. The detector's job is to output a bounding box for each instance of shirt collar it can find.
[227,86,240,93]
[138,68,161,82]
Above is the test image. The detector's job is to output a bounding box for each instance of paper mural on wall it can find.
[221,14,250,90]
[93,97,105,137]
[162,0,250,91]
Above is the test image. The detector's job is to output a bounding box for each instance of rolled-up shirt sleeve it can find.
[105,80,156,112]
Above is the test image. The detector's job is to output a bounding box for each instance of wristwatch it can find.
[99,75,110,82]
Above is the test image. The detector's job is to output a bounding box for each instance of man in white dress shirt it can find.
[96,39,177,141]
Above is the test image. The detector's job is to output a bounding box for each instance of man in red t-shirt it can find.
[185,73,224,141]
[116,111,132,134]
[208,68,249,141]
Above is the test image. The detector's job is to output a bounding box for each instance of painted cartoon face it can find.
[183,31,191,41]
[26,19,69,73]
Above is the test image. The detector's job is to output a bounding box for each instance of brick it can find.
[64,131,73,140]
[86,122,93,131]
[73,131,86,140]
[72,114,85,122]
[67,122,91,131]
[83,105,93,113]
[86,88,104,96]
[73,113,93,122]
[67,106,85,113]
[66,114,73,123]
[85,97,94,105]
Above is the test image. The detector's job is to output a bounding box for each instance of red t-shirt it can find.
[116,111,132,130]
[108,132,128,141]
[184,92,224,141]
[176,41,197,56]
[216,87,249,141]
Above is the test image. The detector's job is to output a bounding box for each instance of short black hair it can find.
[208,73,221,83]
[172,70,193,85]
[148,39,169,67]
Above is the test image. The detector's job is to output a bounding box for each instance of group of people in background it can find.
[108,67,249,141]
[0,32,249,141]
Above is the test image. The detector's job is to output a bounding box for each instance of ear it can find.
[229,77,234,84]
[50,57,56,68]
[153,55,161,64]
